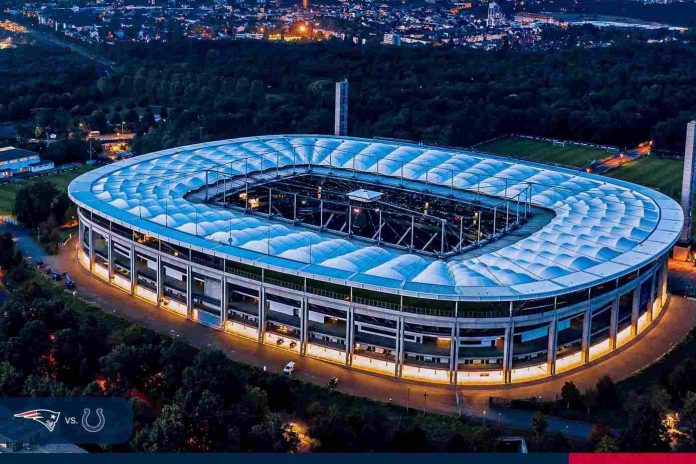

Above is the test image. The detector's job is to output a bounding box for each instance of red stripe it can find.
[571,453,696,464]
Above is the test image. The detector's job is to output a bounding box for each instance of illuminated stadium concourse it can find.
[68,135,682,385]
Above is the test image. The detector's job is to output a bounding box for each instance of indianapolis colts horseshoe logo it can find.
[81,408,105,433]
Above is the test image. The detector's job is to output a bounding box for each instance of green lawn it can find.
[0,165,97,217]
[607,157,683,200]
[477,137,613,168]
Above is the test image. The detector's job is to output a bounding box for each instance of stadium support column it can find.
[449,322,458,384]
[220,277,228,330]
[647,271,657,323]
[395,316,404,378]
[107,235,113,281]
[609,295,619,350]
[300,296,309,355]
[186,265,192,320]
[657,260,668,310]
[258,286,266,343]
[546,316,558,376]
[502,323,514,384]
[630,285,640,337]
[580,305,592,364]
[156,254,163,306]
[88,226,94,271]
[345,304,354,367]
[129,244,136,295]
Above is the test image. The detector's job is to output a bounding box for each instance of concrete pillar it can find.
[107,236,113,280]
[88,226,94,271]
[502,323,514,384]
[546,317,558,376]
[630,285,640,336]
[647,272,657,323]
[186,265,193,320]
[129,244,136,295]
[156,254,163,305]
[345,305,354,366]
[258,287,266,343]
[449,323,458,384]
[78,219,84,249]
[221,278,228,329]
[300,297,309,355]
[609,295,619,350]
[658,260,667,308]
[395,316,404,378]
[580,305,592,363]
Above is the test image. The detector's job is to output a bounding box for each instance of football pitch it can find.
[476,136,613,168]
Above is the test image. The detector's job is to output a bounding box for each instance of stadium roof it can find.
[69,135,683,301]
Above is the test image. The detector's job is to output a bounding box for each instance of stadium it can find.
[68,135,682,385]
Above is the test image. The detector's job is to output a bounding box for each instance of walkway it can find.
[42,240,696,441]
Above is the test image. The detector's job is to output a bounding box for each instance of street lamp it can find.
[121,121,125,134]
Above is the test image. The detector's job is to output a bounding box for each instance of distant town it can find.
[1,0,692,51]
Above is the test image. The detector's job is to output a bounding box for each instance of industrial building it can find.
[68,135,681,385]
[0,147,47,177]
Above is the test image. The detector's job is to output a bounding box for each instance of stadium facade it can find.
[68,135,682,385]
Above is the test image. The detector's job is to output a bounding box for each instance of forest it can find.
[1,36,696,165]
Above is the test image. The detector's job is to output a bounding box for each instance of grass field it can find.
[607,157,683,200]
[0,165,97,217]
[476,137,613,168]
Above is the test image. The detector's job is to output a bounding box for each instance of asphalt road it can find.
[39,238,696,441]
[0,220,47,263]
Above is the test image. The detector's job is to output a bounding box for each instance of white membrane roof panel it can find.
[69,135,682,301]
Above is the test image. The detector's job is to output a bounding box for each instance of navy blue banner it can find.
[0,397,133,445]
[0,453,570,462]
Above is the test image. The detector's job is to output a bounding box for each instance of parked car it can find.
[283,361,295,375]
[328,377,339,388]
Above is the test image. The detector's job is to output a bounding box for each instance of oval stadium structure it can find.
[68,135,683,385]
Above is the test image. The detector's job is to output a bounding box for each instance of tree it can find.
[134,403,188,452]
[0,362,23,396]
[100,343,161,393]
[619,394,670,451]
[677,391,696,450]
[590,423,614,448]
[595,375,619,409]
[595,435,620,452]
[669,359,696,397]
[247,415,298,452]
[445,433,471,452]
[649,386,672,416]
[561,381,582,410]
[532,411,548,446]
[13,181,59,228]
[390,424,430,452]
[22,375,68,397]
[310,406,357,451]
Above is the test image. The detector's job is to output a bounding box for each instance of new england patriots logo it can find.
[13,409,61,432]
